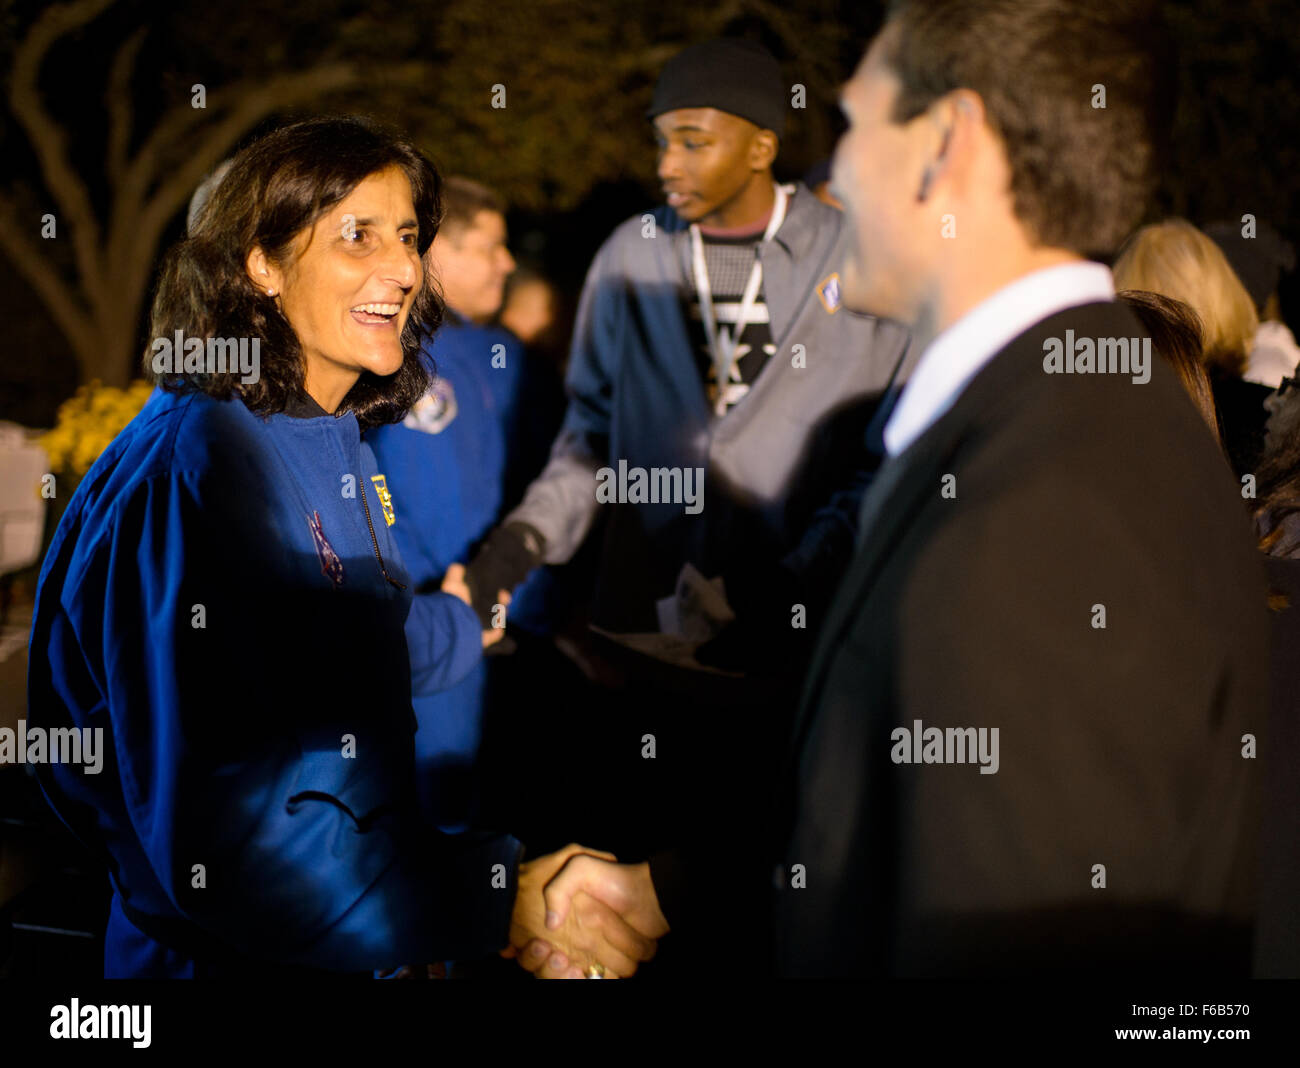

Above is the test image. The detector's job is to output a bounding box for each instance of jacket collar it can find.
[768,182,821,262]
[660,181,822,262]
[283,391,332,419]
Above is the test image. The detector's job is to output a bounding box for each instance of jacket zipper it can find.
[359,480,406,590]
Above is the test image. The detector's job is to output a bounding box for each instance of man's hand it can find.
[509,854,669,978]
[506,845,660,979]
[440,563,510,647]
[464,523,545,627]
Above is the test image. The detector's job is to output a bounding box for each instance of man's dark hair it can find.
[147,115,442,430]
[883,0,1167,257]
[438,176,506,241]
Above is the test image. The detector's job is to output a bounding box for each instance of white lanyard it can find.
[690,183,788,414]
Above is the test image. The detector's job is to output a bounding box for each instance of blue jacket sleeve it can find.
[404,591,483,696]
[78,467,519,970]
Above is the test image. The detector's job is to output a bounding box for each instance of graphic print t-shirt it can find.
[685,218,776,416]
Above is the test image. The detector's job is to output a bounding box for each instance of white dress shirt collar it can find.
[883,261,1116,457]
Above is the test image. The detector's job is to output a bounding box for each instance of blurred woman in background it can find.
[1113,219,1262,476]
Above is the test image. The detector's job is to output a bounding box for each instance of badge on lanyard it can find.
[370,474,396,526]
[691,182,790,415]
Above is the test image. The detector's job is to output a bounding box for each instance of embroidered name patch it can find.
[308,510,344,586]
[817,272,842,314]
[370,474,396,527]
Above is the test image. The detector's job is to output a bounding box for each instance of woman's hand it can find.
[441,563,510,647]
[506,845,660,978]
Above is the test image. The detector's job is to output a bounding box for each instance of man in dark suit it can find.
[773,0,1268,976]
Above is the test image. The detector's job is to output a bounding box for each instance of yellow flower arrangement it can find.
[41,380,154,477]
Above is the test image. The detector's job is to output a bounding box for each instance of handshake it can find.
[441,523,547,650]
[504,845,670,978]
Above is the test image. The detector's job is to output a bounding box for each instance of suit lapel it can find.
[793,412,970,748]
[790,300,1131,751]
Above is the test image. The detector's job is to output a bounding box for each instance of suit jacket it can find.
[774,301,1268,977]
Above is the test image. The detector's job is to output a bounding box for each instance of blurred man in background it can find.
[1206,219,1299,389]
[366,177,526,832]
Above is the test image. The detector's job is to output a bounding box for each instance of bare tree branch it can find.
[9,0,117,326]
[105,26,147,188]
[742,0,842,102]
[7,0,438,386]
[0,196,98,378]
[118,56,431,210]
[110,62,370,330]
[111,60,363,240]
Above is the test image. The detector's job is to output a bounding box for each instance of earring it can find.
[916,166,936,203]
[917,126,954,203]
[266,288,276,296]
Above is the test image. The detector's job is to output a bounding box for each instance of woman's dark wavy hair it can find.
[1116,289,1222,451]
[146,115,442,430]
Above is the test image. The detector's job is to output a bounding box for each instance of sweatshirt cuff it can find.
[438,833,526,960]
[646,849,689,929]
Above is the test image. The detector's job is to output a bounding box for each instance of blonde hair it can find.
[1112,219,1258,376]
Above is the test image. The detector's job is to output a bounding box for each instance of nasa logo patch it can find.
[402,376,458,434]
[817,272,842,314]
[308,510,344,586]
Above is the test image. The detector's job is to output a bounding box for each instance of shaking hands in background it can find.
[505,846,670,979]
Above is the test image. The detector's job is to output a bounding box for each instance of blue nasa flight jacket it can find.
[367,319,552,831]
[27,386,522,977]
[369,318,524,588]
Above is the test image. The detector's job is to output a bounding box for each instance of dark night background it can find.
[0,0,1297,425]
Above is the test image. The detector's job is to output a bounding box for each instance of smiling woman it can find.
[244,166,425,412]
[25,117,574,979]
[152,116,444,425]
